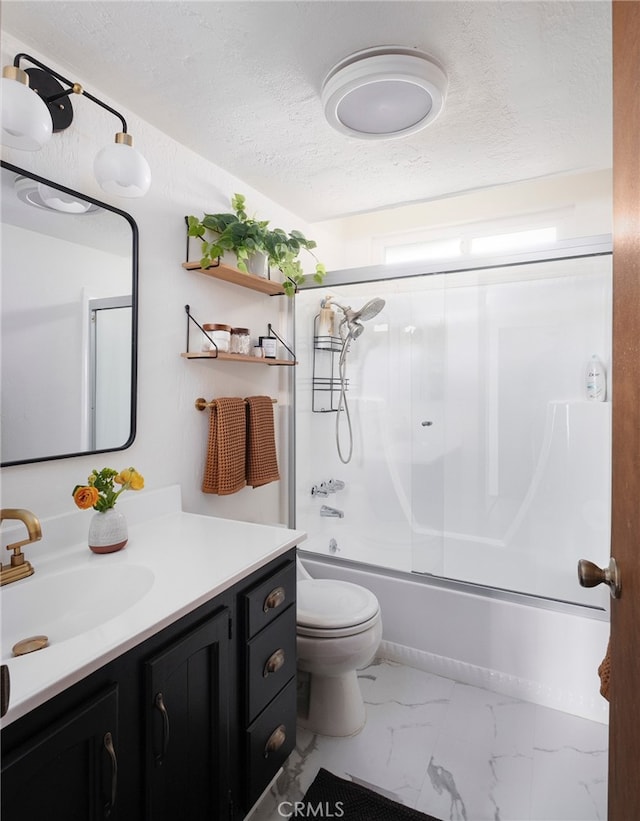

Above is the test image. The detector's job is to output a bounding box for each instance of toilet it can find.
[296,558,382,737]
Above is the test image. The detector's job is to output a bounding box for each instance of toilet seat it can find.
[297,579,380,638]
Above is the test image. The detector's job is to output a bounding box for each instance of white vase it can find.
[88,508,128,554]
[246,251,269,278]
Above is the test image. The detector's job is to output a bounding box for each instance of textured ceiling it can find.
[2,1,612,222]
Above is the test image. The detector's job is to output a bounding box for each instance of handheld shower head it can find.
[328,296,386,340]
[353,297,385,323]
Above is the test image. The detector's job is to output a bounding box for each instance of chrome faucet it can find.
[1,508,42,586]
[320,505,344,518]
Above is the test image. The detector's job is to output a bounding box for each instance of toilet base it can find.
[297,669,366,737]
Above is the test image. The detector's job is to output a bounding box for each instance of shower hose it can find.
[335,337,353,463]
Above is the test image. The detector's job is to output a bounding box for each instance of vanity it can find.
[0,486,305,820]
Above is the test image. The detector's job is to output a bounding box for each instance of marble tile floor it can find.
[249,659,608,821]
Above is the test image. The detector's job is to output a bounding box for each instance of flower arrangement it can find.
[73,467,145,513]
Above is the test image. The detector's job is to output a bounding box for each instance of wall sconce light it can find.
[1,53,151,198]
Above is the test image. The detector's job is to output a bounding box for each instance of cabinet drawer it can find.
[244,561,296,638]
[247,605,296,721]
[245,677,296,807]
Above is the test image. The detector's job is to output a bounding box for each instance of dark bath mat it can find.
[298,767,442,821]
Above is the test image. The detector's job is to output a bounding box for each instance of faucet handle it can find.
[311,484,329,497]
[327,479,345,492]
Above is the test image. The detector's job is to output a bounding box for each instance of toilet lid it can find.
[297,579,379,629]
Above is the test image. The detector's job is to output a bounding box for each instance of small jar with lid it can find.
[230,327,251,355]
[202,323,231,353]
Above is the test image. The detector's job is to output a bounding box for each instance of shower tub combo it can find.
[294,239,612,723]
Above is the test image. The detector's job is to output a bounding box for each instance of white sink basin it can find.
[1,564,155,660]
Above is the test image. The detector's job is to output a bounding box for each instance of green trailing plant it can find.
[187,193,326,297]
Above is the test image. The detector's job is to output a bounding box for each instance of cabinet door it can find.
[1,684,119,821]
[145,608,231,821]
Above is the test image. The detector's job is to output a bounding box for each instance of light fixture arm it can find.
[13,53,128,134]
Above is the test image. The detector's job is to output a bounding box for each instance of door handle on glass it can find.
[578,556,621,598]
[154,692,170,765]
[103,731,118,815]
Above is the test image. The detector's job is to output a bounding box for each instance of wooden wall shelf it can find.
[182,261,285,296]
[181,351,296,366]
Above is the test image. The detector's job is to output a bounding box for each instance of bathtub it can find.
[299,551,610,724]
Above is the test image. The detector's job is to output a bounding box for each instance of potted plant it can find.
[187,193,326,296]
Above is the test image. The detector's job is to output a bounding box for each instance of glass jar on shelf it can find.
[202,323,231,353]
[230,327,251,355]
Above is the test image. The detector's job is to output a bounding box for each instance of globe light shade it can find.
[1,66,53,150]
[94,132,151,198]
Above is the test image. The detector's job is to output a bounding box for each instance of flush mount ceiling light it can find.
[321,46,447,140]
[1,53,151,198]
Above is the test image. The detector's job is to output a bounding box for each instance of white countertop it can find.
[1,505,306,727]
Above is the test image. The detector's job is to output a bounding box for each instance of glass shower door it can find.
[408,278,446,574]
[410,256,612,607]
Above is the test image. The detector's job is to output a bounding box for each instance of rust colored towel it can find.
[598,640,611,702]
[202,397,247,495]
[245,396,280,488]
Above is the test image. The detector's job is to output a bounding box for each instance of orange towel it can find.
[598,640,611,702]
[245,396,280,488]
[202,397,246,495]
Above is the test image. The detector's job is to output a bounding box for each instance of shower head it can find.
[353,297,385,323]
[327,296,386,336]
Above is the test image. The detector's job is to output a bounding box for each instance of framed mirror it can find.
[1,161,138,466]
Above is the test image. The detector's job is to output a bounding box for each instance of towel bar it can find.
[195,397,277,411]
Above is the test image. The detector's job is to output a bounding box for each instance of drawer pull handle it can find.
[103,731,118,814]
[263,586,286,613]
[264,724,286,758]
[263,648,285,677]
[154,692,170,765]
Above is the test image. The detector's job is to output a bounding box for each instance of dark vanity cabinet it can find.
[1,684,119,820]
[240,560,297,811]
[144,607,232,821]
[0,551,297,821]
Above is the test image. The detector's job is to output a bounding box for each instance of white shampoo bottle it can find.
[585,355,606,401]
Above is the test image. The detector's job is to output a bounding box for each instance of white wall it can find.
[0,32,342,528]
[315,169,612,269]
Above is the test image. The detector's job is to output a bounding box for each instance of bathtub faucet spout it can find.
[320,505,344,518]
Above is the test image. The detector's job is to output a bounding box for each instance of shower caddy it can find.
[312,313,348,412]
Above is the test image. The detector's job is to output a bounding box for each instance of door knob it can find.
[577,556,621,599]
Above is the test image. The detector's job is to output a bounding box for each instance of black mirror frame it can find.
[1,161,139,467]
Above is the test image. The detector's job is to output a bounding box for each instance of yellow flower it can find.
[115,468,145,490]
[74,466,144,513]
[73,485,100,510]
